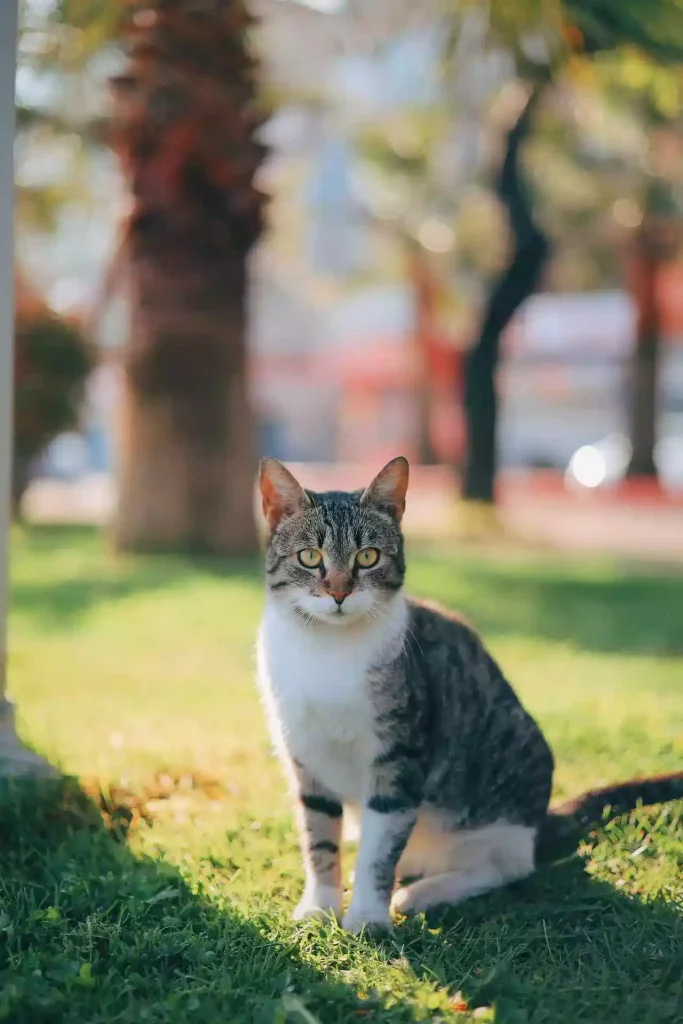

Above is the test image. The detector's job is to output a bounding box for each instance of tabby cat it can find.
[256,456,683,933]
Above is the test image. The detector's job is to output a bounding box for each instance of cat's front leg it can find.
[290,761,343,922]
[344,738,423,932]
[344,686,426,933]
[343,800,417,933]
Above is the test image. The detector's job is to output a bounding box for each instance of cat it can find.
[256,455,683,933]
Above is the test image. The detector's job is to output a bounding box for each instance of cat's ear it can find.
[361,456,409,522]
[259,458,310,531]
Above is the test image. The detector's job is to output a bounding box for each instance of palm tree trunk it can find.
[114,227,257,555]
[461,83,550,503]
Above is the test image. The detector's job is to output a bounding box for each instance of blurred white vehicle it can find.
[565,425,683,493]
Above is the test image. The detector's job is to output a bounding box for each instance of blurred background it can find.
[12,0,683,560]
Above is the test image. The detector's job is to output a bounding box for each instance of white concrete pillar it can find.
[0,0,52,775]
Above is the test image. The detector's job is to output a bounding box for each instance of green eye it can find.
[297,548,323,569]
[356,547,380,569]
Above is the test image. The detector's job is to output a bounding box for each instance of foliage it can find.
[15,0,114,239]
[457,0,683,63]
[358,2,683,302]
[19,0,119,67]
[3,528,683,1021]
[14,273,93,462]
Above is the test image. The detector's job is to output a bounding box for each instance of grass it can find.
[2,525,683,1024]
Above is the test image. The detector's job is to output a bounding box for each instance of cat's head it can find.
[258,457,409,626]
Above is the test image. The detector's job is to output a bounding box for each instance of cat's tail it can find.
[536,770,683,862]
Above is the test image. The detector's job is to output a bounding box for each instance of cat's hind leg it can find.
[392,818,536,916]
[392,865,507,915]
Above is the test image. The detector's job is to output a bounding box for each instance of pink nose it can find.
[330,589,351,605]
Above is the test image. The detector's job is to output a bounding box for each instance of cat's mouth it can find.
[293,601,357,626]
[319,606,352,624]
[290,591,380,628]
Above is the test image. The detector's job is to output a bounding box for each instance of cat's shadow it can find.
[373,852,683,1022]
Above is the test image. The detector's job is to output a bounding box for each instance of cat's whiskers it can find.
[360,596,410,663]
[367,600,409,658]
[404,621,425,660]
[292,604,318,630]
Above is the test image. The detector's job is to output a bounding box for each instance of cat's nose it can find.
[330,590,351,606]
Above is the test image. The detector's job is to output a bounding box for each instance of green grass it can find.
[2,525,683,1024]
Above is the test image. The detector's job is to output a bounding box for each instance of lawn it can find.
[2,525,682,1024]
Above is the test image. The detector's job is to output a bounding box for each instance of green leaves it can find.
[20,0,119,71]
[455,0,565,51]
[13,275,93,464]
[566,0,683,62]
[454,0,683,64]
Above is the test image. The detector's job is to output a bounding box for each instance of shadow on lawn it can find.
[410,555,683,657]
[393,854,683,1024]
[10,524,260,629]
[2,776,682,1024]
[0,776,357,1024]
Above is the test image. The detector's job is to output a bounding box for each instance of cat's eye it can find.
[355,547,380,569]
[297,548,323,569]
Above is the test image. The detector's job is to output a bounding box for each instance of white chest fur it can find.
[257,596,407,802]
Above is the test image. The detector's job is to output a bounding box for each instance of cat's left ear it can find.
[361,456,409,522]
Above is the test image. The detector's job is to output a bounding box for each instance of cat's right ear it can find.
[361,456,409,522]
[258,458,310,532]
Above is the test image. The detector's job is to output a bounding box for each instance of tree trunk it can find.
[461,84,550,504]
[114,226,257,555]
[407,241,437,466]
[115,365,256,555]
[11,453,31,521]
[626,222,661,479]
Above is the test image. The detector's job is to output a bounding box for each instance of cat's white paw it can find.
[342,903,392,935]
[390,884,421,916]
[292,885,341,923]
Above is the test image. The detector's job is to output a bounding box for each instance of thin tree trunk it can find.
[407,241,437,466]
[626,222,660,479]
[114,226,257,555]
[461,83,550,504]
[11,454,31,521]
